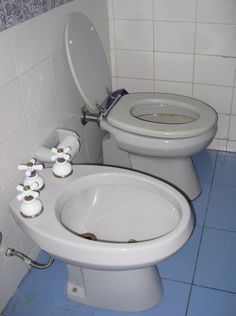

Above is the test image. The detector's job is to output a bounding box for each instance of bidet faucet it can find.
[18,159,44,190]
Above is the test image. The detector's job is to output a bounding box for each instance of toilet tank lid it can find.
[65,12,112,112]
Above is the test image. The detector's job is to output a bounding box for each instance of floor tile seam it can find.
[189,151,219,287]
[161,276,192,286]
[185,284,236,316]
[201,150,219,228]
[185,284,194,316]
[211,181,236,188]
[192,282,236,295]
[203,225,236,235]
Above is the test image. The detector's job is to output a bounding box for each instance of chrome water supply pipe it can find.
[6,248,54,270]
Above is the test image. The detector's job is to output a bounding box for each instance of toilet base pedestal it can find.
[66,264,163,312]
[102,134,201,200]
[130,154,201,200]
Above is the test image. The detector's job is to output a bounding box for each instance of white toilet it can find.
[65,12,218,200]
[10,164,193,312]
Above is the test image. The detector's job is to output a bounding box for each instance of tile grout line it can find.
[226,70,236,151]
[185,149,219,315]
[162,276,236,296]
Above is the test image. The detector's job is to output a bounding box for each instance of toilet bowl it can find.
[65,12,218,200]
[10,164,193,312]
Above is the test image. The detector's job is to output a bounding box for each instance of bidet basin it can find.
[61,175,181,243]
[10,164,194,312]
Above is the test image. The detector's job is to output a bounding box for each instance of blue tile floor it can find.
[2,150,236,316]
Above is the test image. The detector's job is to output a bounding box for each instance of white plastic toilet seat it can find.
[106,93,217,139]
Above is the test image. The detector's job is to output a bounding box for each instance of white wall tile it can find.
[112,77,118,90]
[215,114,230,139]
[208,138,227,151]
[96,21,111,57]
[194,55,236,86]
[107,0,114,19]
[232,88,236,114]
[193,84,233,114]
[64,114,85,142]
[154,0,196,22]
[155,81,193,96]
[0,0,111,311]
[43,4,70,55]
[69,0,92,19]
[118,77,154,92]
[19,60,55,118]
[197,0,236,24]
[56,83,82,126]
[50,48,73,94]
[155,52,194,82]
[0,124,33,191]
[13,223,36,255]
[109,20,115,49]
[75,141,90,163]
[227,141,236,152]
[110,49,117,76]
[0,231,28,290]
[0,196,14,245]
[27,97,58,150]
[9,15,48,75]
[115,20,153,51]
[155,22,195,53]
[229,115,236,140]
[0,29,17,89]
[116,50,153,79]
[85,127,103,163]
[0,278,19,312]
[196,24,236,57]
[0,80,26,144]
[113,0,153,20]
[90,0,108,28]
[3,174,22,204]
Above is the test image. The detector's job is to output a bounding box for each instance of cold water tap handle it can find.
[51,146,71,162]
[16,183,39,201]
[18,159,43,177]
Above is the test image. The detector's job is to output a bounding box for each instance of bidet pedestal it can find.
[66,264,163,312]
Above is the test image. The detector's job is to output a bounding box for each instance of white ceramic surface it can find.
[10,165,193,269]
[10,164,193,311]
[65,13,218,201]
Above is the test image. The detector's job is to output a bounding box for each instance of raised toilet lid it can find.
[106,93,217,139]
[65,12,111,111]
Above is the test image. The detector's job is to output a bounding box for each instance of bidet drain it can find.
[79,232,97,241]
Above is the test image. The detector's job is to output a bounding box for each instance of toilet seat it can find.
[107,93,217,139]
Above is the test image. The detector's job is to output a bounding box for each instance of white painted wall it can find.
[0,0,109,311]
[108,0,236,152]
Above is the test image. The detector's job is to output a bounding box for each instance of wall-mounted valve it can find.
[80,105,100,125]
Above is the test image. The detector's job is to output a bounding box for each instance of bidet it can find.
[10,164,193,312]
